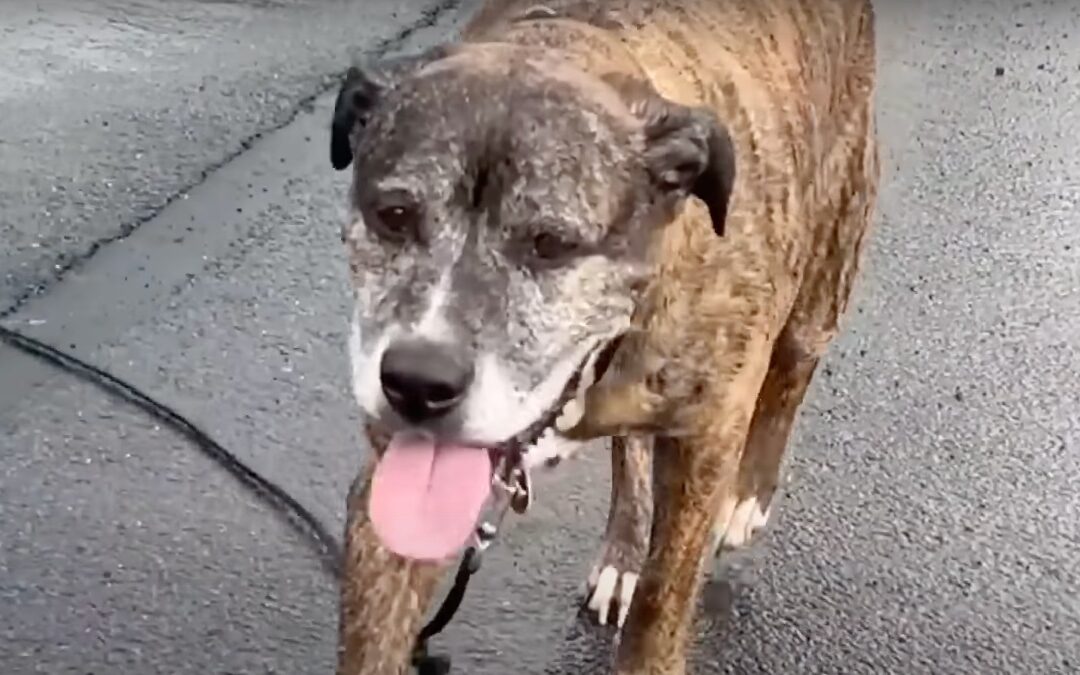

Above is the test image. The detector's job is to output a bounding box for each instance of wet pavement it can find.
[2,1,1079,673]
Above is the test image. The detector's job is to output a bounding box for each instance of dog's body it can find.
[333,1,878,673]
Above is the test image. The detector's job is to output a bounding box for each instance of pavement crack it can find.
[0,0,463,322]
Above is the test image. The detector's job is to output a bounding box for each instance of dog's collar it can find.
[411,453,531,674]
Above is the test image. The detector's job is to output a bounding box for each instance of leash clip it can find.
[478,455,530,551]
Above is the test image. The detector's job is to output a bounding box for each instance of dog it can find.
[330,0,879,673]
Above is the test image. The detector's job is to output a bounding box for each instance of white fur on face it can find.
[414,271,454,341]
[349,304,393,418]
[456,343,595,444]
[348,296,614,446]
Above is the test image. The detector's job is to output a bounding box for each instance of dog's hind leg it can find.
[584,434,653,628]
[715,67,879,557]
[337,461,449,675]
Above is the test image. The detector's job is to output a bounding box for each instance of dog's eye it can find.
[372,204,421,241]
[377,206,413,230]
[532,233,579,260]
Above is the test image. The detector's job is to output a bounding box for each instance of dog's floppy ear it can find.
[636,96,736,236]
[330,48,447,171]
[330,66,380,171]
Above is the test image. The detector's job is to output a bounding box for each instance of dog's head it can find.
[331,43,735,561]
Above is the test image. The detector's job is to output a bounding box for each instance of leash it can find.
[410,548,476,675]
[1,323,528,673]
[411,457,529,674]
[0,325,342,576]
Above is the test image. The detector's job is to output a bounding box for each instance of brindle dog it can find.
[331,1,879,673]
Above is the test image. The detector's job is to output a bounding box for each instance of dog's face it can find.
[331,43,735,455]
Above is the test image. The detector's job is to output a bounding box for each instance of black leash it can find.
[1,324,485,673]
[0,324,343,577]
[411,547,481,675]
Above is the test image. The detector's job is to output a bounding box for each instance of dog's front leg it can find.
[337,463,450,675]
[614,351,769,675]
[585,434,654,628]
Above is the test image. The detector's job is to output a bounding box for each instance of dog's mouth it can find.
[366,335,623,563]
[499,333,623,457]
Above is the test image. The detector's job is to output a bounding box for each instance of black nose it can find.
[379,339,475,423]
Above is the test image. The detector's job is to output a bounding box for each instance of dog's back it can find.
[468,0,874,111]
[465,0,875,166]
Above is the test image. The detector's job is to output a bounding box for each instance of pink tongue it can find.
[369,433,493,561]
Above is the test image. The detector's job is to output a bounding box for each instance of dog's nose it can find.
[379,339,475,422]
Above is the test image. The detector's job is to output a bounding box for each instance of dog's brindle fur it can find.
[335,1,878,673]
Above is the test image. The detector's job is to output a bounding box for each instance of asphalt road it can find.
[1,1,1079,673]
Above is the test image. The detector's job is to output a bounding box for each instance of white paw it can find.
[712,495,771,554]
[586,564,639,628]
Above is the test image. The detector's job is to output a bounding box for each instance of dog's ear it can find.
[330,66,380,171]
[330,48,446,171]
[635,97,736,236]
